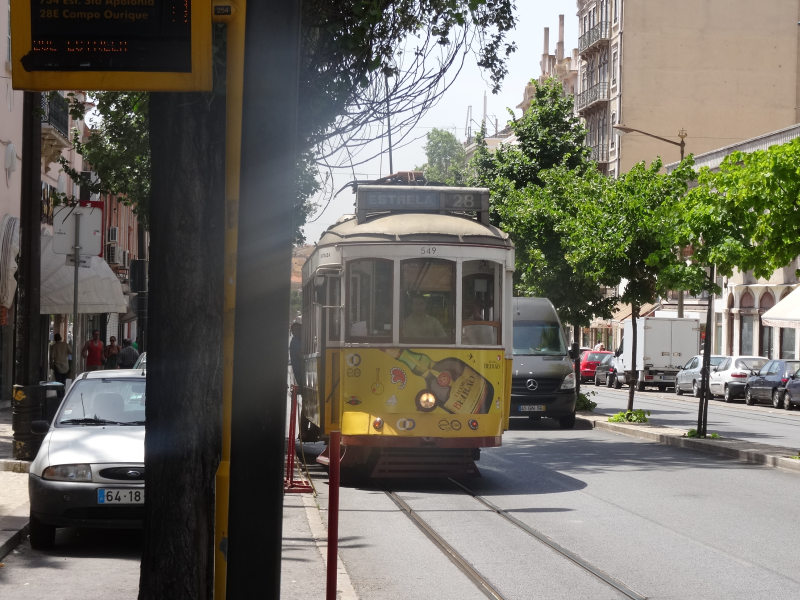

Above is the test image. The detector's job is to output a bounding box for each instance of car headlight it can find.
[43,464,92,482]
[560,373,576,390]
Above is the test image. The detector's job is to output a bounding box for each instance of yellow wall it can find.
[619,0,800,172]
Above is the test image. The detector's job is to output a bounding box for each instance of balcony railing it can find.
[591,144,609,163]
[41,94,70,139]
[576,81,610,112]
[579,21,610,55]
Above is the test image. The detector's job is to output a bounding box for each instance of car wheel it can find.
[692,380,702,398]
[773,389,784,409]
[675,382,683,395]
[724,385,733,403]
[636,379,645,392]
[786,392,794,410]
[613,375,621,389]
[558,412,576,430]
[745,387,755,405]
[594,375,600,387]
[29,514,56,550]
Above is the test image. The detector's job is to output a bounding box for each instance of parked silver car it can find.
[709,356,768,402]
[675,355,728,397]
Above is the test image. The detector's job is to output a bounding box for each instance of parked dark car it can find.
[594,354,616,386]
[744,359,800,408]
[784,367,800,410]
[580,351,612,383]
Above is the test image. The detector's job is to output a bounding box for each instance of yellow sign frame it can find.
[10,0,212,91]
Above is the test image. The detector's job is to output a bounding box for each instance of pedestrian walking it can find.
[104,336,121,369]
[118,338,140,369]
[49,333,72,384]
[81,330,105,372]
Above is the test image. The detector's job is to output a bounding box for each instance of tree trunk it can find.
[139,91,225,599]
[573,325,581,395]
[627,303,639,412]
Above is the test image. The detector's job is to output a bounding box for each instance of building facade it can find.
[576,0,800,178]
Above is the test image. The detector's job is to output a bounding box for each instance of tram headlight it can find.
[560,372,576,390]
[415,390,437,412]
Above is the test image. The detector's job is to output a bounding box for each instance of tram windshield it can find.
[513,320,567,356]
[400,259,454,344]
[462,260,500,345]
[347,259,393,342]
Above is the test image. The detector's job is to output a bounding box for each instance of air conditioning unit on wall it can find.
[122,250,130,269]
[107,227,119,243]
[106,244,121,265]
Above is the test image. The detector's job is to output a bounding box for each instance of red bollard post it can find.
[326,430,341,600]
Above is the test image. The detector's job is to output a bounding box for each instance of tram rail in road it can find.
[383,480,647,600]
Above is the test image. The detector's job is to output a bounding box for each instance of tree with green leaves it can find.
[470,79,613,338]
[562,158,697,410]
[416,128,466,184]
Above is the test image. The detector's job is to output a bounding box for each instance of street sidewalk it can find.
[0,407,30,560]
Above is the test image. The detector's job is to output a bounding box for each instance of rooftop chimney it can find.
[557,15,565,62]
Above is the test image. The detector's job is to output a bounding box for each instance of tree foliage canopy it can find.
[416,128,466,184]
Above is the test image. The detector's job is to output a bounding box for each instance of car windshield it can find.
[736,358,767,371]
[710,357,726,366]
[513,320,567,356]
[585,352,607,362]
[134,353,147,369]
[57,378,146,426]
[599,354,613,365]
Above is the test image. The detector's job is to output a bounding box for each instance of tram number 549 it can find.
[420,247,437,255]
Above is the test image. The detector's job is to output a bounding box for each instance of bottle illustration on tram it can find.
[371,369,384,395]
[382,348,494,414]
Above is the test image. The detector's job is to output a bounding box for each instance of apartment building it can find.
[576,0,800,177]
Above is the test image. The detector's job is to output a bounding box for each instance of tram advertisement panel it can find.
[339,347,507,434]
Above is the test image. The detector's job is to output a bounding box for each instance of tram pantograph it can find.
[300,183,515,476]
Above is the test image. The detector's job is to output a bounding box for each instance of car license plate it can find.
[519,405,545,412]
[97,489,144,504]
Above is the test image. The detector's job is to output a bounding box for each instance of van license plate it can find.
[520,405,545,412]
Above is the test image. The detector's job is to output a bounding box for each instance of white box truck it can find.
[614,317,701,391]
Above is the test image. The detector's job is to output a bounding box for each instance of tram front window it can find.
[401,259,454,344]
[347,259,393,342]
[462,260,500,345]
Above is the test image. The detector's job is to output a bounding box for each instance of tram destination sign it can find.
[11,0,212,91]
[356,185,490,225]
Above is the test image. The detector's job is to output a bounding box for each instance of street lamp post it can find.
[613,125,688,317]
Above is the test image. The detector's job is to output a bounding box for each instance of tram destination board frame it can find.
[356,185,490,224]
[11,0,212,91]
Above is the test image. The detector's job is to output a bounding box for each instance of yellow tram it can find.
[300,183,515,476]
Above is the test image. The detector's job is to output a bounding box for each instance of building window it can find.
[715,314,722,355]
[609,169,616,178]
[762,325,773,359]
[610,113,616,148]
[612,51,618,85]
[781,328,796,359]
[740,315,754,356]
[7,0,10,63]
[614,0,618,23]
[583,15,588,34]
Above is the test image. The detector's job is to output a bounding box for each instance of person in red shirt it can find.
[81,330,105,372]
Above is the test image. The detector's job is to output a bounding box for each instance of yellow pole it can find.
[213,1,246,597]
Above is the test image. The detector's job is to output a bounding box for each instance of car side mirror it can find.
[31,420,50,435]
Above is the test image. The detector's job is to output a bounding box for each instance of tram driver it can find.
[403,295,446,340]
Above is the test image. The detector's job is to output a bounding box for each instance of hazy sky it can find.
[303,0,579,243]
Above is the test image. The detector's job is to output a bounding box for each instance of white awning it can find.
[40,235,127,314]
[0,215,20,309]
[762,286,800,329]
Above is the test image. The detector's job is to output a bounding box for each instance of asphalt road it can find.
[307,418,800,600]
[583,384,800,450]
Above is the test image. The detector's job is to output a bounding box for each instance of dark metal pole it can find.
[326,431,341,600]
[386,75,393,175]
[226,0,302,596]
[699,266,715,436]
[136,222,148,352]
[15,92,43,386]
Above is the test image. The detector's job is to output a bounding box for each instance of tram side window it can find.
[462,260,501,345]
[329,276,341,341]
[347,259,393,342]
[400,259,455,344]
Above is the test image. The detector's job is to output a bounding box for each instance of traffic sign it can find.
[10,0,212,91]
[52,202,103,256]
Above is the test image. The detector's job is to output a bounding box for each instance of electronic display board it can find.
[11,0,212,91]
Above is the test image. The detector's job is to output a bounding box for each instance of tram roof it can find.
[317,212,514,248]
